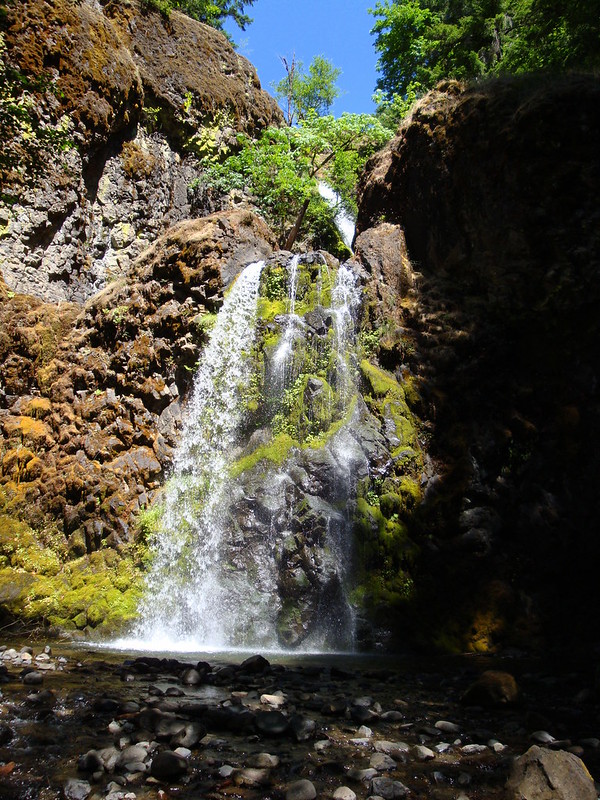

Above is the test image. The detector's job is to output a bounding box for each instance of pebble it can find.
[314,739,331,752]
[358,725,373,738]
[348,767,378,782]
[285,778,317,800]
[234,767,271,786]
[247,752,279,767]
[261,692,286,707]
[218,764,235,777]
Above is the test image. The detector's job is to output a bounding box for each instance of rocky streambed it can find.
[0,642,598,800]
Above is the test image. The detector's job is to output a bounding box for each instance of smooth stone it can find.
[434,742,452,754]
[63,778,91,800]
[350,737,371,747]
[150,750,188,780]
[358,725,373,738]
[374,741,410,758]
[370,753,397,771]
[261,693,286,707]
[413,745,435,761]
[461,744,488,755]
[380,710,403,722]
[289,714,316,742]
[285,778,317,800]
[370,776,410,799]
[435,720,460,734]
[531,730,556,743]
[118,745,148,767]
[240,654,271,673]
[247,752,280,768]
[218,765,235,778]
[234,767,271,786]
[181,668,202,686]
[314,739,331,752]
[333,787,356,800]
[22,671,44,685]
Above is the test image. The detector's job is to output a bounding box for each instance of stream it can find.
[1,639,599,799]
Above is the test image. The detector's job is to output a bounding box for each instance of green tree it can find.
[198,112,392,248]
[369,0,600,123]
[273,55,342,125]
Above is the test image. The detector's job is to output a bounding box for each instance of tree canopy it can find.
[370,0,600,120]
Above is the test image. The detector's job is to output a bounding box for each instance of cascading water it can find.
[129,261,265,650]
[318,182,356,250]
[122,254,365,653]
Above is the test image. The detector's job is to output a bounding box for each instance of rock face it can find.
[355,75,600,651]
[0,210,276,632]
[0,0,282,303]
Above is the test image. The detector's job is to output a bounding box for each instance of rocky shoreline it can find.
[0,642,598,799]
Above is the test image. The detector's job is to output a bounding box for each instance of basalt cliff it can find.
[1,0,599,655]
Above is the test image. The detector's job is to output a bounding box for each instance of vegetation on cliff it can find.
[370,0,600,122]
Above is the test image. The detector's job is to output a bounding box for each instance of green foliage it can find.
[141,0,254,30]
[0,32,73,201]
[199,112,392,243]
[369,0,600,124]
[273,55,342,125]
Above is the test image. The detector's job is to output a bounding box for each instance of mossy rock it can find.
[229,433,297,479]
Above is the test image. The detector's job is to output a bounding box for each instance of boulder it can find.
[505,745,597,800]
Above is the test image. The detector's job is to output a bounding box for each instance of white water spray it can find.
[129,262,265,650]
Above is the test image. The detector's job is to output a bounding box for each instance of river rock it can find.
[150,750,188,780]
[285,778,317,800]
[63,778,91,800]
[333,788,356,800]
[22,670,44,685]
[370,753,397,771]
[505,745,597,800]
[369,776,410,799]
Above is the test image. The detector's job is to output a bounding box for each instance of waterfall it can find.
[119,255,364,654]
[130,261,265,650]
[318,182,356,250]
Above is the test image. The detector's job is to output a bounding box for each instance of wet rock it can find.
[246,752,280,768]
[63,778,91,800]
[181,667,202,686]
[289,714,316,742]
[369,776,410,798]
[370,752,397,771]
[413,745,435,761]
[22,670,44,685]
[233,767,271,787]
[505,745,597,800]
[239,654,271,674]
[435,720,460,734]
[150,750,188,781]
[374,741,410,758]
[285,778,317,800]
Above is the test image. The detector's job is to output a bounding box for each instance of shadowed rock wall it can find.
[355,75,600,652]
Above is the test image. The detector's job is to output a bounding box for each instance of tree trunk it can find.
[284,198,310,250]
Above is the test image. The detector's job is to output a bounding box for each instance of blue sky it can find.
[224,0,380,116]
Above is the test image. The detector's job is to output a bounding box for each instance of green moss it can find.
[229,433,297,478]
[360,359,405,399]
[257,296,288,323]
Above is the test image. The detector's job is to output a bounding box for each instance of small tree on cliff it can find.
[273,55,342,125]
